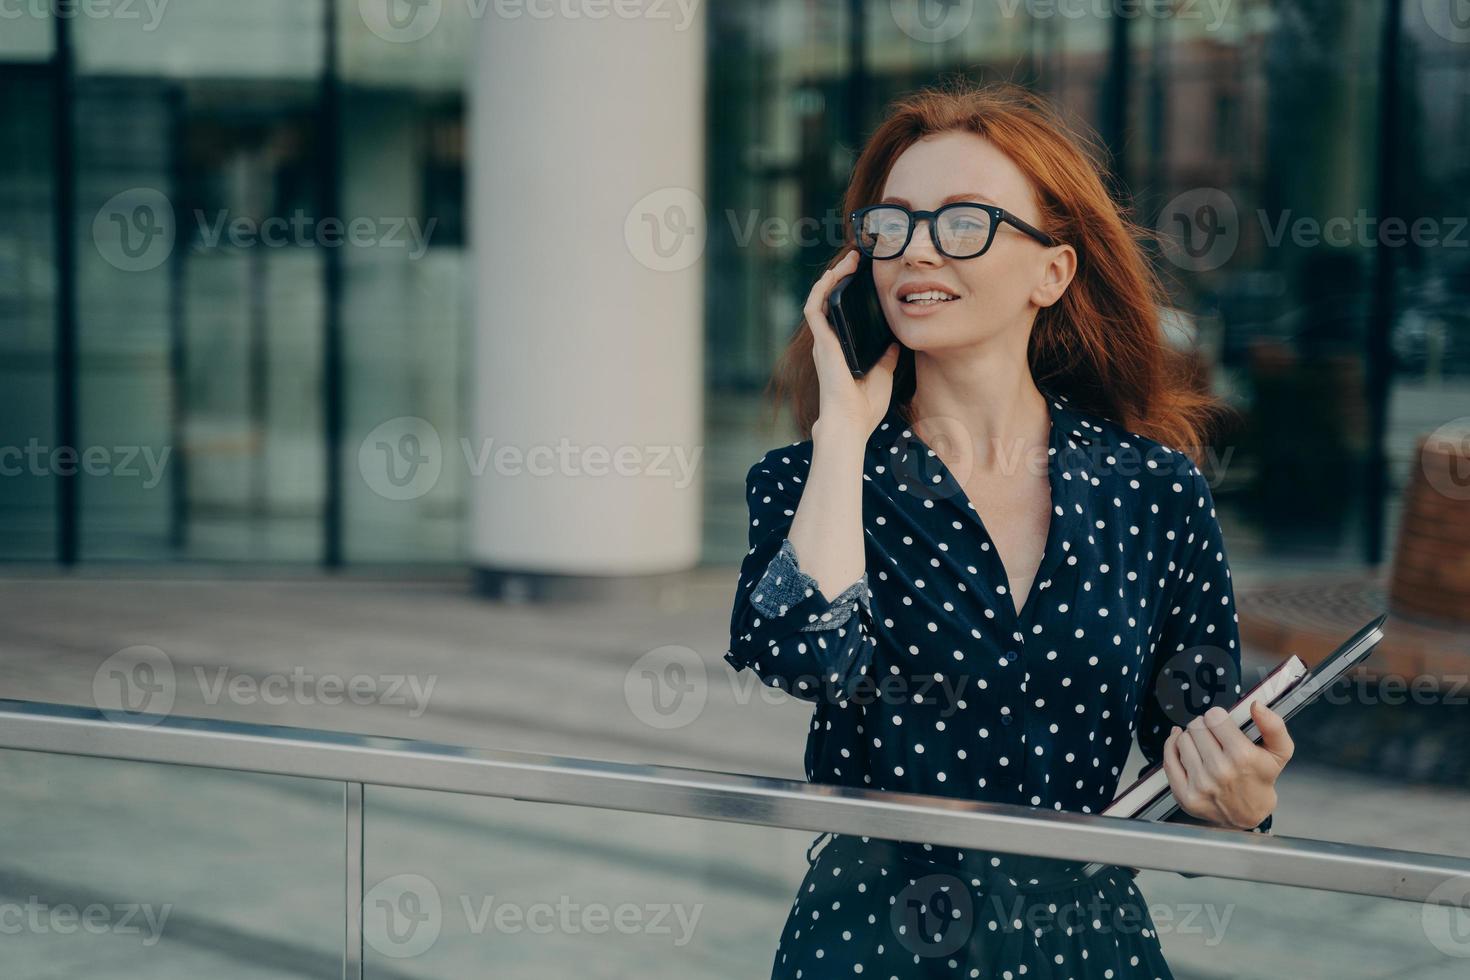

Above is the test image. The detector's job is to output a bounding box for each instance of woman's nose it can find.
[904,218,943,264]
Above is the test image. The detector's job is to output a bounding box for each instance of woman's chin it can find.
[890,312,1014,353]
[891,317,964,350]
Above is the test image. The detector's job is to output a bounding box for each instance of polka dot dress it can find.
[725,386,1272,979]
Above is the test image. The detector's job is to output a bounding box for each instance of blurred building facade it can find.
[1,0,1467,576]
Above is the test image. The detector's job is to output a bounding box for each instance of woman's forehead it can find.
[881,132,1032,207]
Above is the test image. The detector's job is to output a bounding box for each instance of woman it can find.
[724,80,1295,979]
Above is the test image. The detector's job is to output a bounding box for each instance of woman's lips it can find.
[897,296,960,316]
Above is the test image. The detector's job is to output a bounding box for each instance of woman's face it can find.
[869,130,1068,354]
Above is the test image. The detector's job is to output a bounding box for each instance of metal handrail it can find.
[2,697,1467,909]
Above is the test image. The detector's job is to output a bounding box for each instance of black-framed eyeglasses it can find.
[850,202,1057,259]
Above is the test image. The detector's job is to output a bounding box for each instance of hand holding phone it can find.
[826,253,898,378]
[803,249,902,440]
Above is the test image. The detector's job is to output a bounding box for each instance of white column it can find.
[468,4,706,590]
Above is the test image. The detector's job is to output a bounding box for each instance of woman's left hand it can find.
[1163,700,1294,830]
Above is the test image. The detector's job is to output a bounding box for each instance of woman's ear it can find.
[1031,244,1077,309]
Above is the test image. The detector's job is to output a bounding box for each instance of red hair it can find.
[765,77,1230,465]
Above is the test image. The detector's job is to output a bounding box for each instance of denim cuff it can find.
[750,538,868,632]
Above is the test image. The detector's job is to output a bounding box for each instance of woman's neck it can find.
[903,354,1049,472]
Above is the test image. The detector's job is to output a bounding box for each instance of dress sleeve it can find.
[723,449,877,704]
[1137,460,1274,857]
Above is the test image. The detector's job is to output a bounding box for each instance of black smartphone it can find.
[826,255,896,377]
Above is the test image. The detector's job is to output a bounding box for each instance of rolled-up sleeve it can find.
[724,449,876,704]
[1137,459,1273,858]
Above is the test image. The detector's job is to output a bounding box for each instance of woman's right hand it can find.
[804,248,902,443]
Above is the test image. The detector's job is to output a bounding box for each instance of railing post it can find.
[344,781,364,980]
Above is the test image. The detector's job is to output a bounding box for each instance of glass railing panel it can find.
[0,748,345,979]
[363,785,1470,979]
[363,786,815,979]
[3,700,1465,979]
[1137,870,1470,978]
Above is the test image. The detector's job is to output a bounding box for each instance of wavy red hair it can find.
[764,77,1230,465]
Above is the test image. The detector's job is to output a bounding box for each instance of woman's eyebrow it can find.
[878,192,999,207]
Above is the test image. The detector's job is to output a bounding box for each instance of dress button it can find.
[1005,650,1018,663]
[1001,714,1014,726]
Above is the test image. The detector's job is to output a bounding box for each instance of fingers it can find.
[1180,720,1236,813]
[1163,726,1211,818]
[1170,706,1291,828]
[1161,726,1189,803]
[1196,704,1252,774]
[1251,700,1295,768]
[803,253,860,374]
[1174,722,1205,781]
[803,249,861,340]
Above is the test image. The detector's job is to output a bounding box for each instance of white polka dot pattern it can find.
[727,388,1269,978]
[724,387,1270,830]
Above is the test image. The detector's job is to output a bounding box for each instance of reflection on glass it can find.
[363,787,811,979]
[361,786,1470,978]
[0,748,343,978]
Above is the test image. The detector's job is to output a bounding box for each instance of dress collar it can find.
[1038,384,1104,448]
[866,384,1101,624]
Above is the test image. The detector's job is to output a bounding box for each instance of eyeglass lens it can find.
[856,205,993,258]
